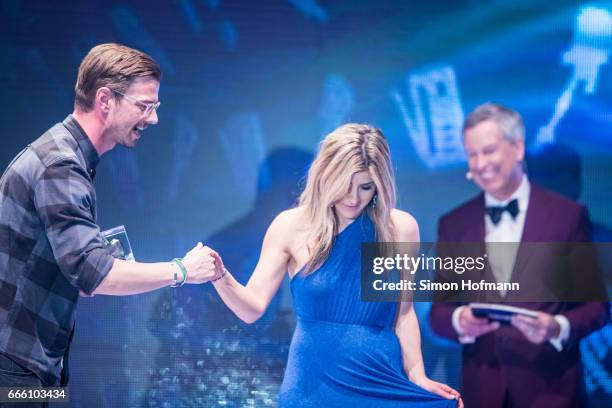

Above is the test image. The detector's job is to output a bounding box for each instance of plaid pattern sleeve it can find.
[33,159,114,295]
[0,116,114,386]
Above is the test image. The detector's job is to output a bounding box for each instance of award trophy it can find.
[101,225,135,261]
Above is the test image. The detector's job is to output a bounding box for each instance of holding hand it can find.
[511,312,560,344]
[180,242,218,283]
[458,306,500,338]
[209,251,227,282]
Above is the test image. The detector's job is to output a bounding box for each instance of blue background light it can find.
[1,1,610,406]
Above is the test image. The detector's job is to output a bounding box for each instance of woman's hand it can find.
[412,376,462,407]
[210,250,227,281]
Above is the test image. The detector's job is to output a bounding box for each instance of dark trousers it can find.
[0,352,48,408]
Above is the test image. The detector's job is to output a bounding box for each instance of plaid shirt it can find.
[0,115,114,386]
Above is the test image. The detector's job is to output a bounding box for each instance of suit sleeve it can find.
[560,206,610,348]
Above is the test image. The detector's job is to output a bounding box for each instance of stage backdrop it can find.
[1,1,611,406]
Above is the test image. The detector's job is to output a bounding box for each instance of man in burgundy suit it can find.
[429,102,609,408]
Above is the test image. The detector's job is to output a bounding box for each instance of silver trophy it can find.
[101,225,135,261]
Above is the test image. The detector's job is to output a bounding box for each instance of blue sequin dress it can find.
[279,213,457,407]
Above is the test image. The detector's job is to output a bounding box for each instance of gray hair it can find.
[463,102,524,143]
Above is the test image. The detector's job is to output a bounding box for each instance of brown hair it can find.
[74,43,162,112]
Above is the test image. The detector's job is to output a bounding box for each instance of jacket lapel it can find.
[470,194,486,242]
[510,186,549,290]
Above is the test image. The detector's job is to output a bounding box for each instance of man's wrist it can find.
[452,306,476,343]
[170,258,187,287]
[549,314,570,351]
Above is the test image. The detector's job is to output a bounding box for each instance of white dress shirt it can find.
[452,175,570,351]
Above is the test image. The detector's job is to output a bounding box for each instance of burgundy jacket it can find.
[430,184,609,408]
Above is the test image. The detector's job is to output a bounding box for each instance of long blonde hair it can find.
[299,124,397,274]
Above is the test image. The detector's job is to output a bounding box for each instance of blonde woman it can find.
[209,124,461,407]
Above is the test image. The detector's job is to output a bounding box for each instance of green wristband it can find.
[171,258,187,287]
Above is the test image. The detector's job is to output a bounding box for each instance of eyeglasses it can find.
[113,90,161,116]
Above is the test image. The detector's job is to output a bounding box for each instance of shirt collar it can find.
[62,114,100,179]
[484,174,530,212]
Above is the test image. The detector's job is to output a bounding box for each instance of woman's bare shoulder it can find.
[270,206,310,235]
[390,208,419,241]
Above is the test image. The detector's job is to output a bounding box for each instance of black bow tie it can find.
[485,199,519,225]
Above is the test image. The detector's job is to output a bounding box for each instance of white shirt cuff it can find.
[549,314,571,352]
[452,306,475,344]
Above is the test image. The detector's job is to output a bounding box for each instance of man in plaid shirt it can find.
[0,44,218,402]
